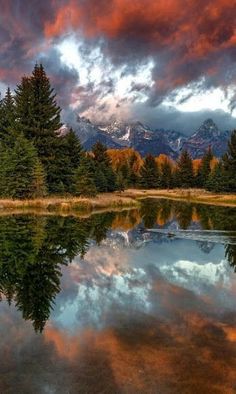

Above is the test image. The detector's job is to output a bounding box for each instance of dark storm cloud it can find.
[38,47,79,108]
[0,0,59,81]
[45,0,236,97]
[0,0,79,107]
[129,104,236,134]
[0,0,236,129]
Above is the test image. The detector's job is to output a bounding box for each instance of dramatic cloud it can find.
[0,0,236,129]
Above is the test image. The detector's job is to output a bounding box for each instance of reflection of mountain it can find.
[0,200,235,332]
[197,241,215,254]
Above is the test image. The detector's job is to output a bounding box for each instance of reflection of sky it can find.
[1,225,236,392]
[52,236,232,333]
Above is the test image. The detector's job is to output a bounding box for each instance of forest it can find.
[0,64,235,199]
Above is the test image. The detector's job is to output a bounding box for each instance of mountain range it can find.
[68,116,232,159]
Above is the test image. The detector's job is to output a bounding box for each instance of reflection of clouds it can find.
[1,234,236,392]
[160,259,230,289]
[1,204,236,392]
[1,298,236,393]
[51,236,236,334]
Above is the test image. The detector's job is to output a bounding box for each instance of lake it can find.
[0,199,236,393]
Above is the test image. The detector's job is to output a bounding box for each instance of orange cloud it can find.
[42,311,236,393]
[43,0,236,96]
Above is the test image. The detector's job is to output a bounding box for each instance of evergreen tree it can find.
[139,154,160,189]
[31,159,47,198]
[15,64,62,192]
[120,162,131,188]
[92,142,110,164]
[92,142,117,192]
[176,150,194,188]
[221,130,236,192]
[0,133,40,199]
[160,160,173,189]
[197,147,213,188]
[64,129,83,192]
[128,153,138,187]
[116,171,125,191]
[0,88,16,141]
[74,156,97,197]
[14,76,33,139]
[206,161,224,192]
[94,165,109,192]
[51,129,83,194]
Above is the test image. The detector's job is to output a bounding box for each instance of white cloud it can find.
[164,83,236,117]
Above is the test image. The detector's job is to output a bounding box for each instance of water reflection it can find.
[0,201,236,392]
[0,202,236,332]
[0,213,116,332]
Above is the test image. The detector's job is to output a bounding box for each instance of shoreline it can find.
[0,189,235,216]
[123,189,236,207]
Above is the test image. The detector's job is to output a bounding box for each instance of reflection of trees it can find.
[158,200,172,226]
[195,205,213,230]
[225,244,236,272]
[0,212,115,332]
[140,199,236,271]
[185,204,236,271]
[173,202,193,230]
[140,199,160,228]
[1,202,236,332]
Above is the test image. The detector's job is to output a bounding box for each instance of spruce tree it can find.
[92,142,110,164]
[221,130,236,192]
[197,147,213,188]
[14,76,33,139]
[176,150,194,188]
[0,88,16,141]
[0,133,40,199]
[92,142,117,192]
[160,160,173,189]
[15,64,62,193]
[139,154,160,189]
[31,159,47,198]
[128,152,138,187]
[116,171,125,191]
[74,156,97,197]
[206,161,224,192]
[61,129,83,193]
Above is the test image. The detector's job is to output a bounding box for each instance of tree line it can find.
[0,63,235,198]
[107,137,236,193]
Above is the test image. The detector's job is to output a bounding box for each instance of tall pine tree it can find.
[0,88,16,142]
[74,156,97,197]
[175,150,194,188]
[0,133,43,199]
[160,159,173,189]
[221,130,236,192]
[139,154,160,189]
[197,147,213,188]
[15,64,62,193]
[92,142,117,192]
[14,76,33,139]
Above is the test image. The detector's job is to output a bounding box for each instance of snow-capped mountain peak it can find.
[68,115,232,158]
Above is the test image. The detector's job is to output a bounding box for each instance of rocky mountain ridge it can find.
[67,116,232,158]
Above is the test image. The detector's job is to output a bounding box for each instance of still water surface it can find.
[0,199,236,393]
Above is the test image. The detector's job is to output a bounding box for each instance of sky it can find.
[0,0,236,133]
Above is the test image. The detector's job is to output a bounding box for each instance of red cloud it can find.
[44,0,236,54]
[44,0,236,95]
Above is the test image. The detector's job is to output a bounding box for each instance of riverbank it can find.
[0,193,139,215]
[124,188,236,207]
[0,189,235,215]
